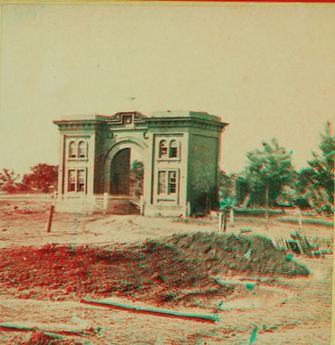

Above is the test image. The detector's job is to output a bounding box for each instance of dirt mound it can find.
[0,242,232,307]
[159,232,310,277]
[17,331,84,345]
[0,233,308,307]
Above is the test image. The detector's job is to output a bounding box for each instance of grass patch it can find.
[232,209,283,217]
[277,217,334,227]
[172,217,214,226]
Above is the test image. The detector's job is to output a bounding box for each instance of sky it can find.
[0,4,334,177]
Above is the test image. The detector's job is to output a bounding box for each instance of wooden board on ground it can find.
[81,297,220,323]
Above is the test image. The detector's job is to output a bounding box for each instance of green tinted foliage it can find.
[245,139,295,206]
[307,121,334,204]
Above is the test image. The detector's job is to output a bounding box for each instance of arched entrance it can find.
[104,139,148,198]
[110,148,131,195]
[109,147,144,198]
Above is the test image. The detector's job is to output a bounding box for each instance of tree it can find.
[218,170,234,205]
[289,122,334,215]
[129,160,144,197]
[307,121,334,205]
[283,168,312,210]
[22,164,58,193]
[245,138,295,216]
[189,161,215,215]
[0,169,20,193]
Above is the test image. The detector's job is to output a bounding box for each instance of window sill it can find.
[67,158,89,162]
[157,158,180,162]
[157,195,176,199]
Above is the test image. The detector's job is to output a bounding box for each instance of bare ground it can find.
[0,195,333,344]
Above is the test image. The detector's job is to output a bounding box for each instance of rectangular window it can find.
[77,170,85,192]
[68,169,86,192]
[158,171,167,194]
[168,171,177,194]
[68,170,76,192]
[158,170,177,195]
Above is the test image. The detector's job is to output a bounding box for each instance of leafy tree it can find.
[218,171,232,198]
[289,122,334,215]
[245,138,295,212]
[22,164,58,193]
[307,121,334,205]
[218,170,235,206]
[189,161,216,215]
[0,169,20,193]
[130,160,144,197]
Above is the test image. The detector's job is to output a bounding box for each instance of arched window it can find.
[78,141,86,158]
[69,141,76,158]
[169,140,178,158]
[159,140,168,158]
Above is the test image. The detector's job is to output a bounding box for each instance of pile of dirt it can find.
[17,331,85,345]
[158,232,310,277]
[0,233,309,307]
[0,242,232,307]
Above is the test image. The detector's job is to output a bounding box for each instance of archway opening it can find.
[110,147,144,198]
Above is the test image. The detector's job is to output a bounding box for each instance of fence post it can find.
[229,207,234,226]
[47,205,54,233]
[184,201,190,219]
[218,212,223,232]
[223,210,227,232]
[104,192,108,211]
[140,195,144,216]
[298,210,303,231]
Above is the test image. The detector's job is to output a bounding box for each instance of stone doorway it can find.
[110,148,144,199]
[110,148,131,195]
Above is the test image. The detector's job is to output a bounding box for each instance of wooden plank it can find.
[0,324,89,337]
[81,299,219,323]
[302,236,313,257]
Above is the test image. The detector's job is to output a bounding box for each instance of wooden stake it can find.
[103,192,108,210]
[223,210,227,232]
[47,205,54,233]
[298,210,303,231]
[218,212,223,232]
[140,195,144,216]
[229,207,234,226]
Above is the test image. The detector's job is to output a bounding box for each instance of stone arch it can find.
[103,139,148,194]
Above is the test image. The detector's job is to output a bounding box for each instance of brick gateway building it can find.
[53,111,227,216]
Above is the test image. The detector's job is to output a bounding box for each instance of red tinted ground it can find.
[0,195,333,344]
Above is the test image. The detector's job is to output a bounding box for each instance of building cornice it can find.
[53,120,106,130]
[146,117,228,132]
[53,114,229,133]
